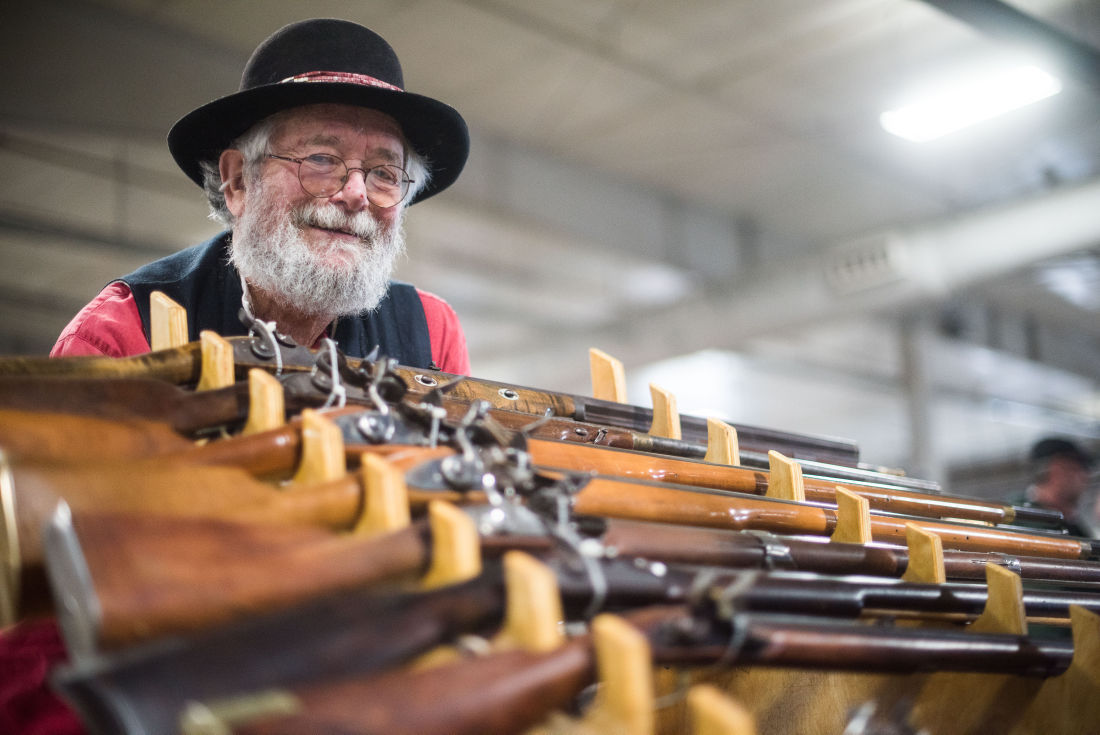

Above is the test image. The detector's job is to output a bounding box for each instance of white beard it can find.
[229,182,406,320]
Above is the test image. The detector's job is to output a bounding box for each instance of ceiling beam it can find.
[920,0,1100,90]
[476,174,1100,388]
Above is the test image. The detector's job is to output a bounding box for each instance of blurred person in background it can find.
[1014,437,1094,538]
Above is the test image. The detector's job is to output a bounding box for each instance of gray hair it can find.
[200,112,432,226]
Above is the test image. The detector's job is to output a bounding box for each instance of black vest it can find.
[119,232,434,367]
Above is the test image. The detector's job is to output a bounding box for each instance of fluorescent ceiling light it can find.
[880,64,1061,142]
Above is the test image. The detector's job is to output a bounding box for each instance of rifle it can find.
[39,497,1100,655]
[0,333,861,466]
[0,394,1054,529]
[7,415,1093,620]
[6,428,1088,622]
[0,373,949,503]
[48,541,1096,735]
[59,599,1079,735]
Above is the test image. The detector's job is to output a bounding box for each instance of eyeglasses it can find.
[267,152,414,208]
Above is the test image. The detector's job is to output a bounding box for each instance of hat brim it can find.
[167,81,469,205]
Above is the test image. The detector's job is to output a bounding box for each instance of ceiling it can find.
[2,0,1099,487]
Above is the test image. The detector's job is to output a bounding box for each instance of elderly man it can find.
[51,18,470,374]
[4,19,469,735]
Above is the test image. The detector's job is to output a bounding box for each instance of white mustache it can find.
[292,202,380,241]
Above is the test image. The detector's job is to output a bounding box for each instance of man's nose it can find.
[331,168,369,211]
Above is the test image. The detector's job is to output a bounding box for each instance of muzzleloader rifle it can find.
[0,385,1058,529]
[46,536,1097,735]
[0,324,861,465]
[4,405,1087,620]
[58,600,1081,735]
[5,400,1094,620]
[38,489,1100,655]
[0,367,954,499]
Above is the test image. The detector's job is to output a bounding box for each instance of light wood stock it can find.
[568,477,1088,560]
[526,438,1015,526]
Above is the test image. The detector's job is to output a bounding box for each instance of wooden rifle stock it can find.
[0,410,194,463]
[0,377,251,436]
[45,510,432,651]
[230,637,597,735]
[0,342,203,382]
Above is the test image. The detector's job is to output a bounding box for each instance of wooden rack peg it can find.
[582,613,655,735]
[241,369,285,436]
[766,451,805,503]
[830,486,872,545]
[421,500,481,589]
[688,684,757,735]
[649,383,682,440]
[999,605,1100,733]
[290,409,346,485]
[969,563,1027,635]
[704,418,740,466]
[196,331,234,391]
[353,452,411,536]
[901,522,946,584]
[590,348,628,403]
[493,550,564,653]
[149,290,187,351]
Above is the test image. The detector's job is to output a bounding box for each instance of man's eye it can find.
[305,154,339,168]
[372,167,400,185]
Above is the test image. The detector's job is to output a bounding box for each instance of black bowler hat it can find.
[1029,437,1093,469]
[167,18,469,204]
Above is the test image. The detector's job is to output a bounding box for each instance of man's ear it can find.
[219,149,248,218]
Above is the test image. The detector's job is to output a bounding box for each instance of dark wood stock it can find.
[63,512,430,649]
[234,637,595,735]
[0,378,250,435]
[53,571,511,735]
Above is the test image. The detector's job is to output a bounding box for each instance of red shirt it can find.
[51,281,470,375]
